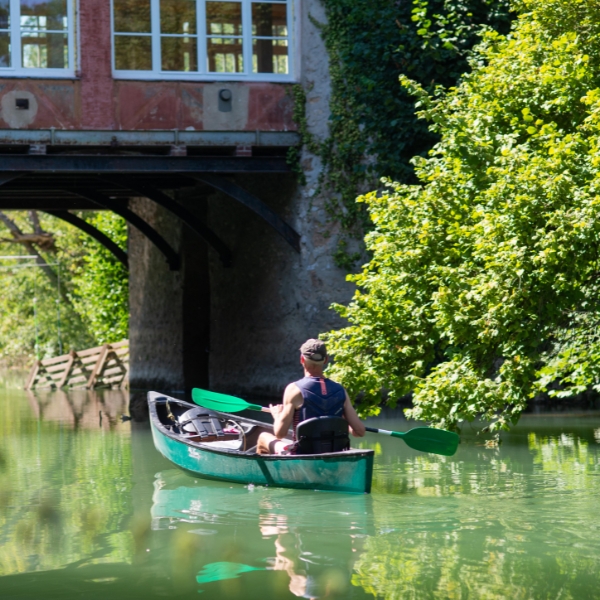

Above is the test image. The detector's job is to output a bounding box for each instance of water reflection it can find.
[0,386,132,581]
[351,422,600,599]
[2,384,600,599]
[151,470,374,598]
[25,388,128,430]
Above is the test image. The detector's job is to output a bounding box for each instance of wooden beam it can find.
[86,344,109,389]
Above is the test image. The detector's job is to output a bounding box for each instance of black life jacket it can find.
[294,376,346,433]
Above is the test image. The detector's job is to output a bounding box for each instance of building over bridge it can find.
[0,0,350,397]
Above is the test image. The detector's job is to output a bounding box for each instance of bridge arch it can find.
[0,147,301,391]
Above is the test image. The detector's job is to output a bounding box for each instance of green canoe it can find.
[148,392,374,494]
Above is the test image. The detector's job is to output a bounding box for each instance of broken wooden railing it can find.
[25,340,129,390]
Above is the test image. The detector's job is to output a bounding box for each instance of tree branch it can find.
[0,210,62,292]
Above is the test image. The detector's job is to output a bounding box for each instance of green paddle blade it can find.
[196,562,264,584]
[191,388,263,413]
[394,427,459,456]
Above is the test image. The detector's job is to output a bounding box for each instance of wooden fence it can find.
[25,340,129,390]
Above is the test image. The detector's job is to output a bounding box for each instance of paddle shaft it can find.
[366,426,404,438]
[238,400,271,413]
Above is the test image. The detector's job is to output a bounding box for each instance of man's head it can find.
[300,339,328,371]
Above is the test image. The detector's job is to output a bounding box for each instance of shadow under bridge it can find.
[0,138,301,393]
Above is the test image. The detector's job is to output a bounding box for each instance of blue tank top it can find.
[294,376,346,423]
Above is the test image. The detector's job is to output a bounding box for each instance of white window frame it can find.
[111,0,296,82]
[0,0,76,78]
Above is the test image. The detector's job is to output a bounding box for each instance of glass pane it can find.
[207,37,242,72]
[161,36,197,71]
[22,31,67,68]
[113,0,151,33]
[160,0,196,34]
[114,34,152,69]
[252,3,287,37]
[0,32,10,67]
[206,2,242,36]
[20,0,67,31]
[252,37,287,74]
[0,0,10,30]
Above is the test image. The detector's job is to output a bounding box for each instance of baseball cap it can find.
[300,339,327,362]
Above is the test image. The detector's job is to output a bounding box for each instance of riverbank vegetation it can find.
[0,211,128,365]
[326,0,600,431]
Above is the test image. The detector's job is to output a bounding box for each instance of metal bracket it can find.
[71,188,180,271]
[44,210,128,269]
[194,174,300,253]
[99,176,232,267]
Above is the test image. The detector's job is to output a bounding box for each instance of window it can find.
[112,0,293,80]
[0,0,75,76]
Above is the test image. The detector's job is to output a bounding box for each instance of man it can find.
[257,339,365,454]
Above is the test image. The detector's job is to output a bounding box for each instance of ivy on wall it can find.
[294,0,513,266]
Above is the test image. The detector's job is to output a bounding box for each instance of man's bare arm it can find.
[343,393,366,437]
[272,383,302,438]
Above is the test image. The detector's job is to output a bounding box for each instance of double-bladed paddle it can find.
[191,388,459,457]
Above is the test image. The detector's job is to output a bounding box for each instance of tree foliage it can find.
[0,211,128,363]
[69,212,129,344]
[310,0,513,265]
[325,0,600,431]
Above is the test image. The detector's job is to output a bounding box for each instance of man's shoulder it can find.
[283,381,303,398]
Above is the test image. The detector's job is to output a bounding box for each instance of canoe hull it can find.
[148,393,374,494]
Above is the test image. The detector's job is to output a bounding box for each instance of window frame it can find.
[0,0,76,78]
[111,0,296,82]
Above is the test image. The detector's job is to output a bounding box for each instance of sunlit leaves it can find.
[0,211,128,362]
[69,212,129,344]
[324,0,600,431]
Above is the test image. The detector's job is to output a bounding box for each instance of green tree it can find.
[325,0,600,431]
[0,211,128,364]
[69,212,129,344]
[309,0,513,266]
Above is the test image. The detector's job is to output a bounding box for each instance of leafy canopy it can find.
[324,0,600,431]
[303,0,513,267]
[0,211,128,363]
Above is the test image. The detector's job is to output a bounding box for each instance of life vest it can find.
[293,376,346,439]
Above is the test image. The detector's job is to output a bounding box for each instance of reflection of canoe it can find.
[148,392,374,493]
[151,468,375,529]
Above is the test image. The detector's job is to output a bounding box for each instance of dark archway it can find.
[0,145,299,391]
[195,174,301,252]
[98,176,233,267]
[70,189,181,271]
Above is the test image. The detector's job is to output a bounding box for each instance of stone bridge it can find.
[0,0,351,398]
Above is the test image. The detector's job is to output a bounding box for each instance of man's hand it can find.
[269,403,284,417]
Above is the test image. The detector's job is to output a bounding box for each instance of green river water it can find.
[1,375,600,599]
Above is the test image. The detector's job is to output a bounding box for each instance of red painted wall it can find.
[79,0,114,129]
[0,2,296,132]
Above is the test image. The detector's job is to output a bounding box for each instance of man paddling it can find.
[257,339,365,455]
